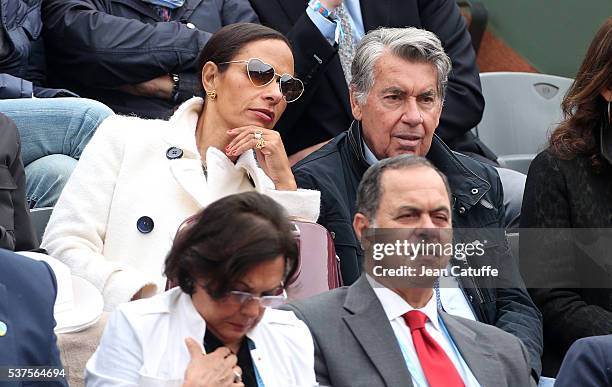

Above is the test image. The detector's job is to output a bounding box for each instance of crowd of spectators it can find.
[0,0,611,386]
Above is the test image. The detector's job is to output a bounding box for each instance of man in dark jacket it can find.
[292,26,543,380]
[0,0,113,208]
[42,0,259,119]
[249,0,493,160]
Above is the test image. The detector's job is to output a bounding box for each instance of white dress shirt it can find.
[367,276,481,387]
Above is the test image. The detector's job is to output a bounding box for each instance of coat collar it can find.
[342,275,415,387]
[346,120,491,209]
[160,97,273,208]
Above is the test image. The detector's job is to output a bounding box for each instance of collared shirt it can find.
[363,140,479,321]
[306,0,365,46]
[367,276,481,387]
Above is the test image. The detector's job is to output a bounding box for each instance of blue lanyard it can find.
[247,339,265,387]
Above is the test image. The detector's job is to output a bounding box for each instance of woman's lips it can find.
[250,109,274,123]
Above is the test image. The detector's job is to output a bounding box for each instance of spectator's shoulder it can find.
[453,151,500,184]
[293,134,346,173]
[0,250,54,284]
[283,286,349,322]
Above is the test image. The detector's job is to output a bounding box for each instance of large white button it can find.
[186,22,195,29]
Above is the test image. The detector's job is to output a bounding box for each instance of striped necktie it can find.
[335,3,355,85]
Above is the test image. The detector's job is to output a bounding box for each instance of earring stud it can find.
[206,89,217,100]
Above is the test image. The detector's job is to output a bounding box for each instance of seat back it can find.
[287,220,343,301]
[29,206,53,243]
[166,220,343,300]
[476,72,573,172]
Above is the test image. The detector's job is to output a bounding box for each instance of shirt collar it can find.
[366,275,441,331]
[362,139,379,166]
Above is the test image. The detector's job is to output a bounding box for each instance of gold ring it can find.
[255,138,266,149]
[254,130,263,140]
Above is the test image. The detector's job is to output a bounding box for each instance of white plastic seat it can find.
[476,72,573,174]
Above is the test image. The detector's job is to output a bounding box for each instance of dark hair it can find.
[356,155,451,220]
[549,17,612,169]
[196,23,291,96]
[164,192,299,297]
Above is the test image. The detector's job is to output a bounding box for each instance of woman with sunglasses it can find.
[41,23,319,312]
[86,192,317,387]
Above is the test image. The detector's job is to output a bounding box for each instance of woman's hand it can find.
[226,126,297,191]
[182,338,244,387]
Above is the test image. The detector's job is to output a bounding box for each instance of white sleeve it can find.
[263,188,321,222]
[85,308,141,387]
[41,116,155,310]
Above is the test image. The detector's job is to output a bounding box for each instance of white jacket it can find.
[85,287,317,387]
[42,97,320,311]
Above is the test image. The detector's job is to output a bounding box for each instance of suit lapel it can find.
[343,277,414,387]
[440,312,503,387]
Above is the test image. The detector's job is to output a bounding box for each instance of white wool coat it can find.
[41,97,320,311]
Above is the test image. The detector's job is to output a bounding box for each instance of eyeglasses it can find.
[218,58,304,103]
[223,288,288,308]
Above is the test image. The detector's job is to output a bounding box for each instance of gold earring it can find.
[206,89,217,100]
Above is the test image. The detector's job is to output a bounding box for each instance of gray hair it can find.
[351,27,452,105]
[356,155,452,220]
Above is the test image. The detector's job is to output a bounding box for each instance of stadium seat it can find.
[29,206,53,243]
[475,72,574,174]
[287,220,343,300]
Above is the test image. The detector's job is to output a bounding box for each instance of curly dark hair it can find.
[164,192,299,297]
[549,17,612,169]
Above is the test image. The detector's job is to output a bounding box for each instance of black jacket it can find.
[293,121,543,377]
[249,0,494,159]
[42,0,258,118]
[0,113,38,251]
[0,0,76,98]
[520,149,612,376]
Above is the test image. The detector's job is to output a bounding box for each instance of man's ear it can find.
[349,86,363,121]
[353,212,370,248]
[201,61,218,93]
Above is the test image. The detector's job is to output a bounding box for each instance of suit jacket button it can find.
[137,216,154,234]
[185,22,196,29]
[458,206,466,214]
[166,147,183,159]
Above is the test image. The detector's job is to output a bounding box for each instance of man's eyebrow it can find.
[396,205,420,212]
[381,87,405,95]
[418,88,437,98]
[431,205,451,215]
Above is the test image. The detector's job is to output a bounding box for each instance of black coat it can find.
[0,0,76,98]
[293,121,543,377]
[0,113,37,251]
[249,0,494,159]
[520,149,612,376]
[42,0,258,118]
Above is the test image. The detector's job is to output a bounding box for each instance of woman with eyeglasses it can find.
[41,23,319,312]
[85,192,317,387]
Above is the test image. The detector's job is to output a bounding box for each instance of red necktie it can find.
[403,310,465,387]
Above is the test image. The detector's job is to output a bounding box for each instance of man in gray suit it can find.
[284,155,533,387]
